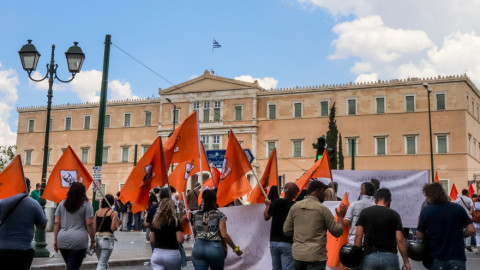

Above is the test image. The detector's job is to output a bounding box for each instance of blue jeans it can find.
[95,236,114,270]
[431,259,466,270]
[362,252,399,270]
[192,239,225,270]
[270,241,294,270]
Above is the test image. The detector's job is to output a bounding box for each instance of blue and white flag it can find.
[213,39,221,48]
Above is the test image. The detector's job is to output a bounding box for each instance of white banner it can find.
[332,170,429,228]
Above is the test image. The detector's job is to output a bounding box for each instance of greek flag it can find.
[213,39,221,48]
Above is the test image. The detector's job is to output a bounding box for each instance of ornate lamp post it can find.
[18,40,85,257]
[423,83,435,183]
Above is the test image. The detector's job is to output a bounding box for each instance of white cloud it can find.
[355,73,378,83]
[350,62,372,74]
[0,62,19,145]
[28,71,67,91]
[109,80,139,100]
[189,74,199,80]
[234,75,279,89]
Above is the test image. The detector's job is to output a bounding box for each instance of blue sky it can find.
[2,1,480,145]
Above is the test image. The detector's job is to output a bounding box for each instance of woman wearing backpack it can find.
[471,194,480,254]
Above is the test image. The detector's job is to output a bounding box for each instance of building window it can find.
[293,102,302,118]
[292,140,302,157]
[376,137,386,155]
[142,145,150,155]
[234,105,242,121]
[61,148,67,153]
[347,98,357,115]
[439,180,449,193]
[145,111,152,126]
[267,141,276,157]
[124,113,131,127]
[203,101,210,122]
[193,102,200,112]
[122,147,129,162]
[84,115,91,129]
[49,117,53,131]
[320,100,329,117]
[212,135,220,150]
[405,136,417,155]
[172,109,179,124]
[268,104,276,120]
[475,139,477,158]
[201,135,209,149]
[436,93,446,110]
[346,138,358,156]
[28,119,35,133]
[25,150,32,165]
[405,95,415,112]
[81,148,89,164]
[47,149,51,164]
[65,116,72,130]
[469,135,472,154]
[214,101,221,122]
[436,135,448,154]
[102,147,108,163]
[376,97,385,114]
[105,114,110,128]
[467,95,470,111]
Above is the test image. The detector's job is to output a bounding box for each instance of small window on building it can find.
[28,119,35,133]
[405,136,417,154]
[105,114,111,128]
[267,141,276,157]
[65,116,72,130]
[234,106,242,121]
[142,145,150,155]
[467,95,470,111]
[212,135,220,150]
[214,101,221,122]
[406,95,415,112]
[469,135,472,154]
[347,99,357,115]
[436,135,448,154]
[25,150,32,165]
[201,135,209,148]
[376,137,386,155]
[122,147,129,162]
[436,93,445,110]
[47,149,51,164]
[124,113,131,127]
[376,97,385,114]
[203,102,210,122]
[49,118,53,131]
[347,138,358,156]
[193,102,200,111]
[173,109,179,124]
[102,147,108,163]
[145,111,152,126]
[84,115,91,129]
[81,148,89,164]
[439,180,449,193]
[268,104,276,120]
[320,101,329,117]
[292,140,302,157]
[293,102,302,118]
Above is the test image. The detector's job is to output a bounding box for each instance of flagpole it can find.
[211,43,214,73]
[251,169,269,200]
[197,112,203,190]
[159,136,170,189]
[275,148,279,197]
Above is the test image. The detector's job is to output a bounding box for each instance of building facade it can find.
[16,71,480,198]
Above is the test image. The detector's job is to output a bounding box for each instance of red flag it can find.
[120,137,169,213]
[327,192,350,267]
[169,160,195,202]
[0,155,26,199]
[434,172,439,183]
[248,148,278,204]
[450,184,458,201]
[216,130,253,207]
[163,111,200,168]
[469,184,475,199]
[294,149,332,194]
[42,147,94,203]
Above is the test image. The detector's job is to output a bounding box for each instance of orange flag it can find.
[469,184,475,199]
[42,146,94,203]
[169,160,195,202]
[450,184,458,201]
[216,130,253,207]
[327,192,350,267]
[198,166,221,206]
[0,155,27,199]
[248,148,278,204]
[163,110,200,168]
[434,172,439,183]
[294,149,332,194]
[120,137,169,213]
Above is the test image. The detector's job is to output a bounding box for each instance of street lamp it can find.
[166,98,177,136]
[18,40,85,257]
[423,83,435,183]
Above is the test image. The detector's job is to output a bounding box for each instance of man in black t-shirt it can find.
[355,188,411,270]
[264,182,299,270]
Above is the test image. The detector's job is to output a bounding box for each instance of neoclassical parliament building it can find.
[16,71,480,197]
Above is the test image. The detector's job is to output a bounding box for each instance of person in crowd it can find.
[283,180,346,270]
[354,188,410,270]
[264,182,299,270]
[126,201,133,231]
[417,183,475,269]
[149,194,185,270]
[94,194,120,270]
[344,182,375,245]
[324,187,337,201]
[54,182,95,270]
[145,188,173,248]
[470,193,480,254]
[370,178,380,191]
[192,190,243,270]
[472,194,479,249]
[295,178,314,202]
[146,188,160,242]
[187,182,202,211]
[0,178,47,270]
[267,186,280,202]
[133,210,143,231]
[328,181,341,201]
[455,189,474,251]
[30,183,41,201]
[116,191,128,231]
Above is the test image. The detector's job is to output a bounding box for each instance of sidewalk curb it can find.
[31,256,193,269]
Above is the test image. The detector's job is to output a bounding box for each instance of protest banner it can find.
[332,170,429,228]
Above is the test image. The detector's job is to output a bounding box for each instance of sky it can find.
[1,0,480,146]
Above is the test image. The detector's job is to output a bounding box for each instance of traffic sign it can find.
[206,149,255,169]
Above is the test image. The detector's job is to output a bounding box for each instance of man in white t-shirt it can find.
[455,189,474,251]
[344,182,376,245]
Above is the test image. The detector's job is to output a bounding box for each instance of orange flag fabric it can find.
[42,146,94,203]
[294,149,332,194]
[248,148,278,204]
[327,192,350,267]
[469,184,475,199]
[434,172,439,183]
[450,184,458,201]
[216,130,253,207]
[0,155,26,199]
[198,166,221,206]
[169,160,196,202]
[120,137,169,213]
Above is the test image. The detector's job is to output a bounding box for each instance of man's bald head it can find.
[284,182,299,200]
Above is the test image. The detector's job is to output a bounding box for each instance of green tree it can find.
[326,103,338,169]
[338,133,344,169]
[0,145,16,171]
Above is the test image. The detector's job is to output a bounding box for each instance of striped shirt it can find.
[345,195,375,244]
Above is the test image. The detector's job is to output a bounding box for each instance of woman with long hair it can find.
[95,194,120,270]
[54,182,95,270]
[149,188,185,270]
[192,190,243,270]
